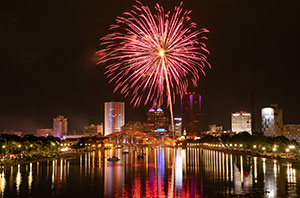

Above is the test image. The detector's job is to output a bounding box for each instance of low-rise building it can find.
[83,124,103,136]
[283,124,300,141]
[36,128,53,137]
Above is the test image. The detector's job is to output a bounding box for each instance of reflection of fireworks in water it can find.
[98,1,210,134]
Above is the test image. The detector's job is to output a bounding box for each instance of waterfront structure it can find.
[83,123,103,136]
[146,108,169,132]
[261,104,283,137]
[174,118,182,137]
[181,92,201,136]
[36,128,53,137]
[231,111,252,134]
[104,102,125,135]
[53,115,68,138]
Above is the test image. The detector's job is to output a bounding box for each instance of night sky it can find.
[0,0,299,134]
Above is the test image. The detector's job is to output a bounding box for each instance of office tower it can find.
[146,108,169,131]
[174,118,182,137]
[231,111,252,134]
[261,104,283,137]
[181,92,201,136]
[53,115,68,138]
[104,102,125,135]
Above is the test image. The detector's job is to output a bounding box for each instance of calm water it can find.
[0,147,299,197]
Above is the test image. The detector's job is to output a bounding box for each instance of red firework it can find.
[97,1,210,109]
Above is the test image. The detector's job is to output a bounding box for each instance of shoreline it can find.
[184,145,300,167]
[0,149,91,167]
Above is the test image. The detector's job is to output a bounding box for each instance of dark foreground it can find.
[0,147,299,197]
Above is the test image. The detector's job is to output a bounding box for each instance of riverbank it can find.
[0,149,92,166]
[184,144,300,168]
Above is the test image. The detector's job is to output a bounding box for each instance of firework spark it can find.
[98,1,210,126]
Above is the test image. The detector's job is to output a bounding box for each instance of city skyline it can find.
[0,0,299,134]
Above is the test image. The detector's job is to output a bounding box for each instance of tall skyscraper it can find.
[53,115,68,138]
[261,104,283,137]
[181,92,201,136]
[231,111,252,134]
[104,102,125,135]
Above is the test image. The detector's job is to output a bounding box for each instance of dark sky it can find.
[0,0,299,134]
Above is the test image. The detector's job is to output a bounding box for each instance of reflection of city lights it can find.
[16,164,21,195]
[0,171,5,196]
[28,163,33,191]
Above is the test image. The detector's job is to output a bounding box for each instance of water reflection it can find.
[0,170,5,197]
[28,163,32,192]
[15,164,21,195]
[0,148,299,197]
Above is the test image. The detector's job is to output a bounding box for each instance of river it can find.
[0,147,299,197]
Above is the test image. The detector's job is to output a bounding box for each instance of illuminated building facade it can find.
[104,102,125,135]
[181,92,201,136]
[261,104,283,137]
[231,111,252,134]
[53,115,68,138]
[83,123,103,136]
[282,124,300,141]
[208,124,223,133]
[121,121,144,132]
[36,128,53,137]
[146,108,169,132]
[174,118,182,137]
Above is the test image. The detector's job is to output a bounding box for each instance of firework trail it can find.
[98,1,210,134]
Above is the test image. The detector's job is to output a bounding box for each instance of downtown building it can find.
[231,111,252,134]
[146,108,169,132]
[83,123,103,136]
[36,128,53,137]
[104,102,125,135]
[261,104,283,137]
[53,115,68,138]
[181,92,201,136]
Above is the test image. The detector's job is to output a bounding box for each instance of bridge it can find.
[105,131,167,146]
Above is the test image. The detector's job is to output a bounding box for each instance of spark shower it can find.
[97,1,210,134]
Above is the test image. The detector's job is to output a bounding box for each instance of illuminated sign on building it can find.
[156,128,166,132]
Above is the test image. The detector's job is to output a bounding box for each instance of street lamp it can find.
[288,145,295,149]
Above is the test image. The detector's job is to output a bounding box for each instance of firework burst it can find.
[98,1,210,129]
